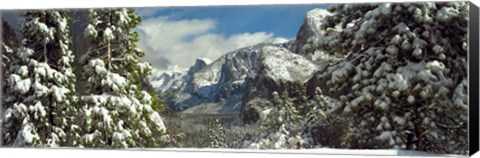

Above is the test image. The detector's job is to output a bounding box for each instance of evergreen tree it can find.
[2,20,19,116]
[306,2,468,154]
[1,21,19,146]
[304,87,349,148]
[79,8,166,148]
[1,21,19,78]
[207,119,227,148]
[243,91,306,149]
[2,10,79,147]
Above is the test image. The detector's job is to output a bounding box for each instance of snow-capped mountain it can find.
[149,39,320,114]
[150,65,189,94]
[291,9,332,56]
[149,9,341,115]
[240,45,320,123]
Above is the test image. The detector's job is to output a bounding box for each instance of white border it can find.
[0,0,477,158]
[0,148,468,158]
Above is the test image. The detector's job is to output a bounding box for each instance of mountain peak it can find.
[196,57,212,65]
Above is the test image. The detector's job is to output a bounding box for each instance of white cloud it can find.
[136,16,275,69]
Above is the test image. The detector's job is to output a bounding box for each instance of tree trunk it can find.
[107,9,112,70]
[415,124,425,151]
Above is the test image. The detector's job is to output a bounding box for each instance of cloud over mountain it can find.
[136,16,275,69]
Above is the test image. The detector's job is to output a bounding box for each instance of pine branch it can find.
[111,58,126,61]
[435,122,465,129]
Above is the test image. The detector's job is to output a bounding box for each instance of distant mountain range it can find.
[148,9,343,119]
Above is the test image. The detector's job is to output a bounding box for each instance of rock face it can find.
[239,45,319,123]
[154,44,265,113]
[150,65,189,95]
[188,58,211,75]
[189,45,259,100]
[291,9,332,55]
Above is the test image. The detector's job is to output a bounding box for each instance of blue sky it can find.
[138,4,329,39]
[135,4,329,69]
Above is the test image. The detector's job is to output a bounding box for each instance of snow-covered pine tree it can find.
[304,2,468,154]
[80,8,166,148]
[1,20,19,112]
[207,119,227,148]
[1,21,19,77]
[1,21,18,146]
[304,87,349,148]
[243,91,306,149]
[2,10,80,147]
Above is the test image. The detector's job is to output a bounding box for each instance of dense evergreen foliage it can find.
[2,10,79,147]
[79,8,166,148]
[303,2,468,154]
[1,8,167,148]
